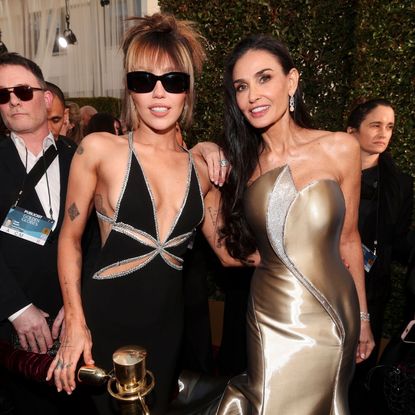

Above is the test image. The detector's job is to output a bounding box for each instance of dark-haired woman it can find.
[346,99,413,414]
[216,35,374,414]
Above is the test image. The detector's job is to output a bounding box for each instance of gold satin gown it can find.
[217,165,360,415]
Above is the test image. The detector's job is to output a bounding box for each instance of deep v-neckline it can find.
[131,145,193,245]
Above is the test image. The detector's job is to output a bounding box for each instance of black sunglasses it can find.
[127,71,190,94]
[0,85,44,104]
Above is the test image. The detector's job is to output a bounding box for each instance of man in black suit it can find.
[0,53,92,414]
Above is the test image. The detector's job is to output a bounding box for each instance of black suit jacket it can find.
[359,152,413,304]
[0,135,75,339]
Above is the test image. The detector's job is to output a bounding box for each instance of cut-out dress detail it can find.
[217,165,359,415]
[82,132,204,415]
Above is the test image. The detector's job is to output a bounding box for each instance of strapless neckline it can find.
[247,164,339,194]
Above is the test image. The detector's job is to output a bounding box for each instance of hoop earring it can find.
[289,95,295,113]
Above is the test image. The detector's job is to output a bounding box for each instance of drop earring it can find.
[289,95,295,112]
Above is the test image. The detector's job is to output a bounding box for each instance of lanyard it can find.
[13,145,57,220]
[373,168,380,256]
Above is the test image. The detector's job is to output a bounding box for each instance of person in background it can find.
[0,52,93,415]
[79,105,97,135]
[113,117,122,135]
[61,101,83,145]
[347,98,413,415]
[45,81,68,141]
[84,112,118,135]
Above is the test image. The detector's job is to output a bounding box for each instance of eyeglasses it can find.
[0,85,44,104]
[127,71,190,94]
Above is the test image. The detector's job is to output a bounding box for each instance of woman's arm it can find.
[201,184,259,267]
[336,132,375,363]
[46,137,99,393]
[190,141,230,187]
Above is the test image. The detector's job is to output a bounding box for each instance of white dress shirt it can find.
[10,132,60,228]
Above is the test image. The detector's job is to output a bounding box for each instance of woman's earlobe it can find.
[288,68,299,95]
[346,127,355,134]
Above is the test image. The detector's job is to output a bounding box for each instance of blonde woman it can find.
[47,13,245,415]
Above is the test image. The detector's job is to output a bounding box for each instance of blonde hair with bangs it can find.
[122,13,206,130]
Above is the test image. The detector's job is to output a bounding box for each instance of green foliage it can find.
[69,97,122,117]
[347,0,415,175]
[159,0,415,334]
[159,0,357,145]
[159,0,414,175]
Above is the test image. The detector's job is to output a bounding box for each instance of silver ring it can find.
[56,359,64,370]
[219,159,229,167]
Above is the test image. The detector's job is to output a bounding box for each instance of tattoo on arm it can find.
[207,207,222,248]
[76,145,84,155]
[68,203,80,221]
[207,207,217,228]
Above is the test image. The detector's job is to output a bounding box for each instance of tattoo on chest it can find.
[76,145,84,155]
[68,203,80,221]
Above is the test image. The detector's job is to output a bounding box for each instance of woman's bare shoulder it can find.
[77,132,128,157]
[312,130,360,155]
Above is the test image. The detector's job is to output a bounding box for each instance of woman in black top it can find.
[347,98,413,414]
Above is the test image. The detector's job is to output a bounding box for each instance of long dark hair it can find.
[347,98,393,130]
[220,35,312,261]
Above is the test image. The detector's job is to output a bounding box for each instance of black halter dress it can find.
[82,132,204,414]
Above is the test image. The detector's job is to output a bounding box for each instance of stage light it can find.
[58,0,77,48]
[58,28,77,48]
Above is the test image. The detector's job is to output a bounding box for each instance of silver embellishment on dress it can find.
[189,150,205,226]
[93,138,202,279]
[95,132,134,225]
[131,143,193,244]
[267,166,297,257]
[93,225,193,279]
[114,132,134,222]
[266,165,345,341]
